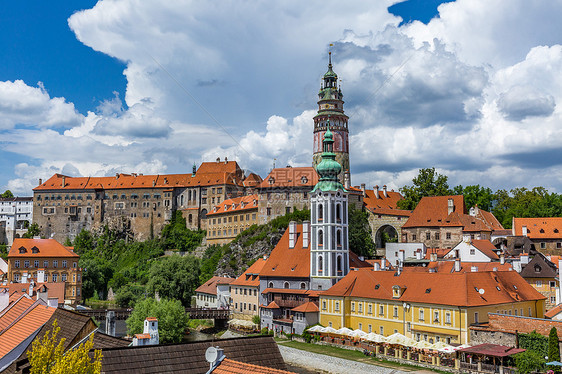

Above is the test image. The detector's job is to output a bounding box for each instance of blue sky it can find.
[2,0,562,196]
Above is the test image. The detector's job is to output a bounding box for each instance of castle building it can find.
[206,194,259,245]
[312,52,350,185]
[0,197,33,246]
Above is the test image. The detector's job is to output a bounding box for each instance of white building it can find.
[385,242,426,266]
[0,197,33,246]
[444,239,502,263]
[194,276,234,309]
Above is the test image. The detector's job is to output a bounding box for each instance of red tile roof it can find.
[320,268,545,307]
[195,276,235,296]
[264,301,280,309]
[545,304,562,319]
[9,238,79,258]
[214,358,296,374]
[0,300,56,358]
[472,240,500,260]
[34,161,244,191]
[472,313,562,340]
[207,195,259,216]
[259,225,310,278]
[0,295,35,331]
[363,189,412,217]
[230,258,267,287]
[259,167,318,188]
[291,302,319,313]
[458,344,525,357]
[402,195,503,232]
[513,217,562,239]
[403,261,513,273]
[243,173,263,188]
[3,282,66,304]
[349,252,373,269]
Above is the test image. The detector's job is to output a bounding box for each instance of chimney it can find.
[22,272,28,284]
[61,176,66,187]
[302,221,310,248]
[398,250,405,264]
[344,170,350,189]
[416,249,422,260]
[36,285,48,303]
[448,198,454,215]
[216,157,220,163]
[522,225,528,236]
[374,186,379,199]
[381,258,386,270]
[115,173,119,179]
[263,255,268,261]
[39,178,42,185]
[374,262,381,271]
[455,258,461,272]
[288,221,297,249]
[28,279,34,296]
[520,253,529,265]
[106,311,116,337]
[383,185,388,198]
[500,253,505,265]
[361,184,366,197]
[37,269,46,283]
[224,157,228,164]
[430,252,437,262]
[152,180,156,187]
[0,289,9,312]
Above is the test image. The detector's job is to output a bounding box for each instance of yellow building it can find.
[230,257,267,320]
[206,194,259,245]
[320,269,545,345]
[7,238,82,305]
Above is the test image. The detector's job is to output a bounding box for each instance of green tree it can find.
[1,190,14,198]
[126,297,189,343]
[348,207,375,257]
[23,223,41,238]
[80,257,113,301]
[397,167,450,210]
[115,285,146,308]
[200,245,223,284]
[160,211,205,251]
[451,184,495,211]
[146,255,200,306]
[549,327,560,362]
[28,320,102,374]
[514,350,546,374]
[73,230,95,253]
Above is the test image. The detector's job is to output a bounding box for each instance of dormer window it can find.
[555,229,559,233]
[535,265,541,273]
[31,246,39,254]
[540,229,545,233]
[268,177,275,185]
[232,203,236,209]
[392,285,405,298]
[18,246,26,254]
[224,205,227,210]
[301,176,308,184]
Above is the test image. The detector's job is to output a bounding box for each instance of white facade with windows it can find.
[0,197,33,246]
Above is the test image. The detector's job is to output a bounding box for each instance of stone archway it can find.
[375,224,399,249]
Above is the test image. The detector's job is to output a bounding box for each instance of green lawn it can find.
[276,339,447,373]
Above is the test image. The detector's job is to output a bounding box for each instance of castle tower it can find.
[312,52,350,185]
[310,125,350,291]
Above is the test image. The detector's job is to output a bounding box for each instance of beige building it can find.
[206,194,259,245]
[230,257,267,320]
[7,238,82,305]
[401,195,503,249]
[512,217,562,253]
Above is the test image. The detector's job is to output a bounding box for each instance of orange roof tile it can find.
[214,358,296,374]
[243,173,263,187]
[403,261,513,273]
[5,282,66,305]
[0,295,35,331]
[207,194,259,216]
[321,269,544,307]
[349,252,372,269]
[363,189,412,217]
[230,258,267,287]
[195,276,235,296]
[0,302,55,357]
[471,240,500,260]
[291,302,319,313]
[545,304,562,319]
[513,217,562,239]
[259,167,318,188]
[264,301,280,309]
[259,225,310,278]
[9,238,79,258]
[134,333,151,339]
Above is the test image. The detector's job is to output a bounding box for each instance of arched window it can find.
[337,256,343,275]
[300,282,306,289]
[318,256,323,274]
[337,230,342,247]
[336,204,341,222]
[188,214,193,224]
[284,282,290,289]
[268,282,274,288]
[180,195,184,206]
[318,204,323,221]
[188,190,192,201]
[318,230,323,246]
[200,209,208,219]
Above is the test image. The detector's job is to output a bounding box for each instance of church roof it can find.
[259,225,310,279]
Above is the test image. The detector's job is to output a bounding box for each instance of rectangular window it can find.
[335,302,340,312]
[53,260,58,268]
[474,312,479,323]
[407,322,411,332]
[368,304,372,314]
[14,260,20,268]
[62,261,67,268]
[551,296,557,304]
[541,242,546,249]
[446,232,451,239]
[351,302,355,312]
[34,260,39,268]
[24,260,29,268]
[434,311,439,322]
[426,232,431,240]
[43,260,48,268]
[358,323,362,331]
[368,324,372,333]
[393,306,398,317]
[536,280,543,287]
[412,234,417,241]
[435,233,440,240]
[322,301,327,310]
[550,281,556,288]
[379,305,384,316]
[380,326,384,335]
[445,312,451,324]
[358,303,362,313]
[419,309,424,321]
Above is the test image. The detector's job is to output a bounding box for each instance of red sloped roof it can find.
[259,225,310,278]
[9,238,79,258]
[195,276,235,296]
[291,302,319,313]
[264,301,280,309]
[214,358,296,374]
[513,217,562,239]
[320,269,545,307]
[472,240,500,260]
[363,189,412,217]
[258,167,318,188]
[243,173,263,187]
[545,304,562,318]
[207,194,259,216]
[230,258,267,287]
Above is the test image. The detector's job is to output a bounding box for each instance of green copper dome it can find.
[313,124,346,192]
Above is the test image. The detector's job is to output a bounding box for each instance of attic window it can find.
[496,286,501,291]
[534,265,541,273]
[555,229,559,233]
[268,177,275,185]
[527,229,531,233]
[31,246,39,254]
[301,176,308,184]
[474,287,479,292]
[425,288,431,293]
[540,229,545,233]
[375,284,380,290]
[18,246,26,254]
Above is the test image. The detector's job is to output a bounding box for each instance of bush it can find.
[260,328,269,335]
[514,350,546,374]
[252,315,261,326]
[301,330,312,343]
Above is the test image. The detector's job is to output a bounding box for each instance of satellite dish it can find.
[479,288,485,295]
[205,347,218,363]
